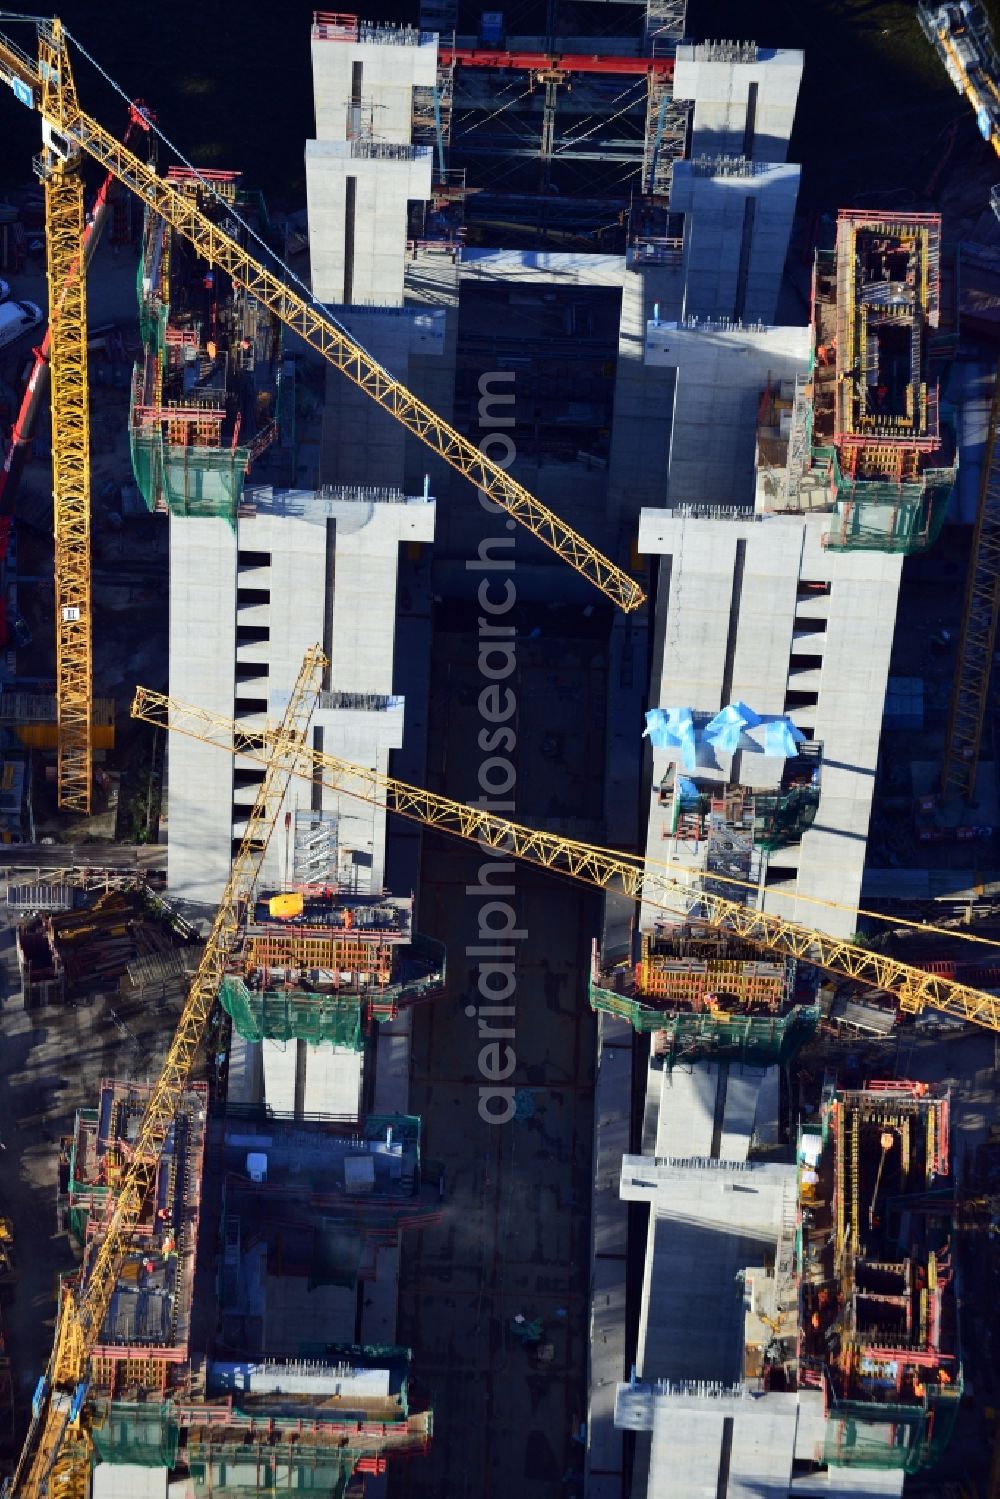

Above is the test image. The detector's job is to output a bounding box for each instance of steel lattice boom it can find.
[131,684,1000,1034]
[0,22,645,615]
[11,647,325,1499]
[39,25,92,812]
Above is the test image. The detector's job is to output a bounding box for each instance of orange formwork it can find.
[245,931,394,981]
[636,934,786,1010]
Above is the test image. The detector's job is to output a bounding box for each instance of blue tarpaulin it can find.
[647,702,808,766]
[760,718,806,758]
[643,707,697,768]
[705,700,763,752]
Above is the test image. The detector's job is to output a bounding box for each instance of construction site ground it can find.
[397,614,605,1497]
[0,913,191,1441]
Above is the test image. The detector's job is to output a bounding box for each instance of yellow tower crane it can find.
[9,646,326,1499]
[38,25,92,812]
[0,21,643,819]
[131,682,1000,1033]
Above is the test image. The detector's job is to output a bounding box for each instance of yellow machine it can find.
[131,681,1000,1034]
[0,21,644,813]
[14,641,1000,1495]
[268,892,304,920]
[9,646,325,1499]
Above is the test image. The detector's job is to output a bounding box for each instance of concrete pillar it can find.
[670,159,801,325]
[311,23,438,145]
[673,44,804,163]
[166,516,237,904]
[307,21,437,307]
[306,144,433,306]
[637,509,902,938]
[642,322,810,507]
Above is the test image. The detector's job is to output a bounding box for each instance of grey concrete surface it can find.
[395,623,605,1497]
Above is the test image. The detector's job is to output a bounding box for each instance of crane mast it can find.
[38,25,92,811]
[130,684,1000,1034]
[0,20,645,616]
[10,647,326,1499]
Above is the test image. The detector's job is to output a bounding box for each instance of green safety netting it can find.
[138,298,168,356]
[589,977,820,1068]
[219,976,364,1049]
[91,1403,180,1468]
[131,205,249,523]
[666,786,819,850]
[67,1205,90,1243]
[813,444,957,556]
[187,1451,352,1497]
[753,786,821,851]
[129,427,250,522]
[823,1388,961,1474]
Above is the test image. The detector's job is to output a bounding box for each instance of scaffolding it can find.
[129,179,281,522]
[798,1082,962,1475]
[791,212,957,555]
[238,897,445,1023]
[91,1401,180,1467]
[643,82,688,198]
[590,977,818,1066]
[67,1079,207,1397]
[637,934,788,1009]
[244,931,393,981]
[185,1446,354,1496]
[658,770,822,852]
[644,0,688,51]
[823,470,955,553]
[822,1386,961,1473]
[588,938,818,1064]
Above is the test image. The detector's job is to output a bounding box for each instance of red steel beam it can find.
[439,45,674,77]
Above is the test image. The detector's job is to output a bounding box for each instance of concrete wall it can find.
[637,510,902,937]
[306,144,433,305]
[788,530,903,934]
[166,490,434,907]
[167,517,237,904]
[233,488,435,898]
[262,1039,297,1116]
[644,322,810,508]
[307,29,436,305]
[673,46,804,163]
[311,31,438,144]
[606,266,678,532]
[670,161,801,324]
[315,307,444,488]
[302,1045,363,1117]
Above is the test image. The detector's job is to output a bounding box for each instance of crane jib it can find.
[128,681,1000,1036]
[3,28,647,612]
